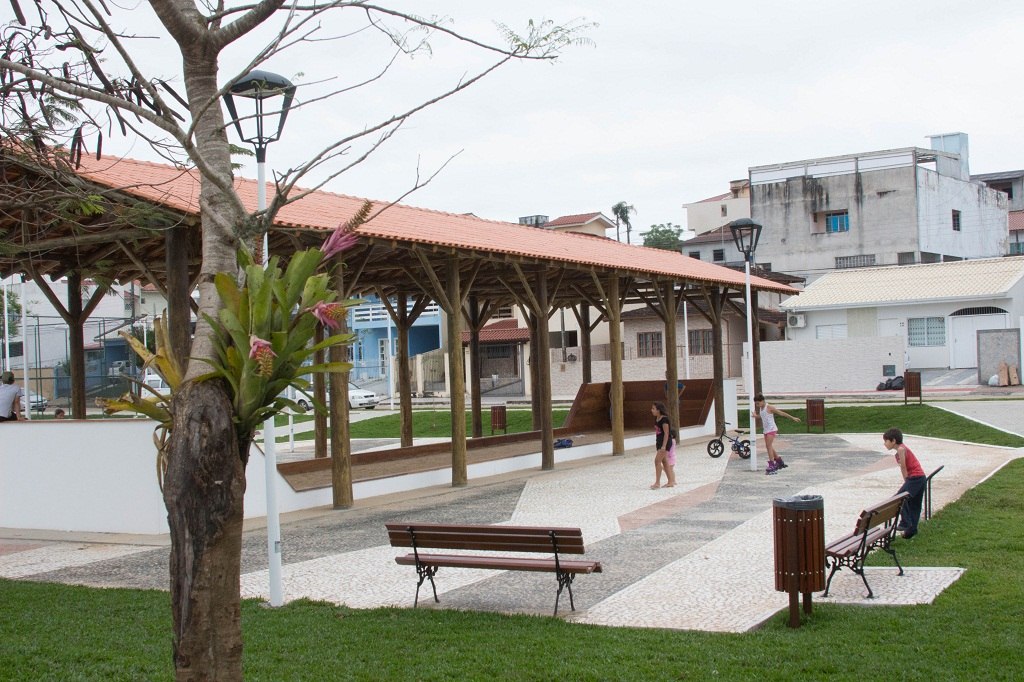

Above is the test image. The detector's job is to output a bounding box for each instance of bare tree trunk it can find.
[163,380,248,682]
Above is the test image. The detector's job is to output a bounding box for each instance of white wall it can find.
[759,337,906,393]
[0,385,736,535]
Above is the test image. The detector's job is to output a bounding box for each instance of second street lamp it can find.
[223,69,296,608]
[729,218,762,473]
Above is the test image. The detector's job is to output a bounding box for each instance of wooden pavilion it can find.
[0,151,796,505]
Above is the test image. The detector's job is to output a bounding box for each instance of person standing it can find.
[883,427,927,539]
[650,401,676,489]
[754,394,800,475]
[0,371,25,422]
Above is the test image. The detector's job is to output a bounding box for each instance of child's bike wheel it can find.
[738,440,751,459]
[707,439,725,458]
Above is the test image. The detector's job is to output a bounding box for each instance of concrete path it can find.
[2,408,1021,632]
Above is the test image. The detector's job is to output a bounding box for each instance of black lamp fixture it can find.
[729,218,762,263]
[222,69,296,163]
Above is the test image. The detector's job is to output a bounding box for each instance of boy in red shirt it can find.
[883,428,927,539]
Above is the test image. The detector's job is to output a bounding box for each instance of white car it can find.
[294,382,379,411]
[142,374,169,393]
[21,391,48,412]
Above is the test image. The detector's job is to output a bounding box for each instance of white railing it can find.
[351,301,441,324]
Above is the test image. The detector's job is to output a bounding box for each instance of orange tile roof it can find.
[460,320,531,344]
[72,154,794,295]
[545,212,605,227]
[1010,210,1024,232]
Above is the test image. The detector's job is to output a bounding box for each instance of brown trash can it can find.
[773,495,825,627]
[805,398,825,433]
[904,371,922,405]
[490,404,508,435]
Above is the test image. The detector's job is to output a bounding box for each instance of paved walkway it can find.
[2,406,1022,631]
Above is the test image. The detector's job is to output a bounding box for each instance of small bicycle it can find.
[707,422,751,459]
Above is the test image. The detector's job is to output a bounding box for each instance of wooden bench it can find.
[386,522,602,616]
[822,492,909,599]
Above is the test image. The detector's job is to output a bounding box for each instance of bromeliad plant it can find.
[204,242,358,440]
[103,203,368,482]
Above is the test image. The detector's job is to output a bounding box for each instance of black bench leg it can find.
[822,561,840,598]
[882,545,905,577]
[854,565,874,599]
[554,571,576,616]
[414,565,439,607]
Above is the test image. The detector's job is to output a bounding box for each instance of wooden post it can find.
[396,293,414,448]
[662,282,680,432]
[468,296,483,439]
[579,304,592,385]
[536,267,554,470]
[607,276,625,455]
[446,256,468,486]
[329,259,352,508]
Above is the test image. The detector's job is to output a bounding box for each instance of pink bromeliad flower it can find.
[249,335,277,377]
[320,229,358,260]
[310,301,346,330]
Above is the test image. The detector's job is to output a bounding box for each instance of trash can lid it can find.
[773,494,824,510]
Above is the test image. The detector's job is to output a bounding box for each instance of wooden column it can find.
[29,269,108,419]
[467,296,483,439]
[329,259,353,508]
[396,293,414,447]
[527,313,541,430]
[661,282,680,431]
[607,276,625,455]
[65,272,86,418]
[703,287,728,435]
[165,225,191,369]
[445,256,468,486]
[578,304,593,385]
[535,268,554,470]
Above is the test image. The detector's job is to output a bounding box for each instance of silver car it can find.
[295,382,379,411]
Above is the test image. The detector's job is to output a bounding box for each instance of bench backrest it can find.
[386,523,586,555]
[853,492,909,535]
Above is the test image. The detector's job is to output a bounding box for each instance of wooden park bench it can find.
[386,522,602,616]
[822,492,909,599]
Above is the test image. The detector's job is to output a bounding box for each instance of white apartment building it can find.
[749,133,1008,283]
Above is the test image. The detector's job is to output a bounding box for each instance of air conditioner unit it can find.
[787,314,806,329]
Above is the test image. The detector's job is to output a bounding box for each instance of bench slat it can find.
[386,523,586,554]
[395,553,602,574]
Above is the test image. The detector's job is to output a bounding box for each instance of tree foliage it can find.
[643,223,684,252]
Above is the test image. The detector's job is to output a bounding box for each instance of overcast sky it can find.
[99,0,1024,240]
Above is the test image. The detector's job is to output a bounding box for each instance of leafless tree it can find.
[1,2,589,679]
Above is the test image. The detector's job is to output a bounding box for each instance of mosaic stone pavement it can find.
[2,428,1020,631]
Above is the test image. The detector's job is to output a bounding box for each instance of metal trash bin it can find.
[773,494,825,627]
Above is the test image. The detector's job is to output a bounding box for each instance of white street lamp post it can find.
[224,69,296,608]
[729,219,763,473]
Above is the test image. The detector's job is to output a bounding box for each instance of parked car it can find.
[21,391,48,413]
[142,373,169,393]
[294,382,379,411]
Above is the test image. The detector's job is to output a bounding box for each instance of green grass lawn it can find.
[3,456,1021,680]
[274,403,1024,448]
[738,403,1024,447]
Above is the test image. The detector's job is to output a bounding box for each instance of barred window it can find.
[637,331,663,358]
[688,329,714,355]
[908,317,945,347]
[835,254,876,269]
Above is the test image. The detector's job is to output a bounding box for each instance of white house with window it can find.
[780,256,1024,370]
[749,133,1008,283]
